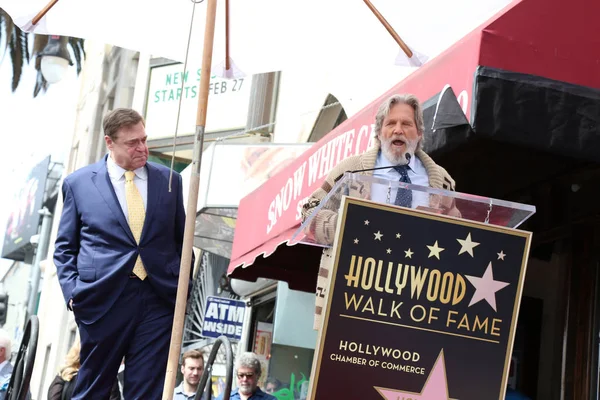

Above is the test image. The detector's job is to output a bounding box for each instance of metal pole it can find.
[31,0,59,25]
[162,0,218,397]
[26,208,53,318]
[362,0,413,58]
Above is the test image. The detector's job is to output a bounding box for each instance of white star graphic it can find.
[374,231,383,241]
[354,238,359,244]
[364,220,370,225]
[386,248,392,254]
[457,233,480,257]
[396,233,401,239]
[465,262,510,311]
[427,241,445,260]
[404,249,414,258]
[497,251,506,260]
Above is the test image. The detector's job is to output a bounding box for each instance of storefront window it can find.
[267,344,313,400]
[248,295,276,390]
[245,283,317,400]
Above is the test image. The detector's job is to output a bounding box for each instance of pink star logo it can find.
[374,350,455,399]
[465,262,510,312]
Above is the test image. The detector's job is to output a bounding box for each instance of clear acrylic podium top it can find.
[291,173,536,248]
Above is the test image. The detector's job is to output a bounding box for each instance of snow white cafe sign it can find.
[144,62,252,139]
[202,296,246,341]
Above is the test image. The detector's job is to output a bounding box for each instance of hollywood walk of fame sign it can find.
[308,197,532,400]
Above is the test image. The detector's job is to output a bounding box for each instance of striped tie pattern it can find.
[125,170,147,280]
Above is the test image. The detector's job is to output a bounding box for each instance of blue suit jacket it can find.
[54,156,191,324]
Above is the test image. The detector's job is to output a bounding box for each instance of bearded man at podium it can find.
[302,93,458,330]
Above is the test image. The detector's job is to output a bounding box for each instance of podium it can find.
[291,172,536,247]
[295,173,536,400]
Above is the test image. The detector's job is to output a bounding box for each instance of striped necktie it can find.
[393,165,413,208]
[125,170,147,280]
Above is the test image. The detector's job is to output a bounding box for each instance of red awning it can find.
[228,0,600,291]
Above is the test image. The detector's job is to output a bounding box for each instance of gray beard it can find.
[380,136,418,165]
[238,384,253,395]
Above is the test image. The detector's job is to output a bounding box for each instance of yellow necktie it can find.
[125,170,147,280]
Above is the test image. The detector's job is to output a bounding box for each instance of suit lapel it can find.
[142,162,164,239]
[91,158,136,243]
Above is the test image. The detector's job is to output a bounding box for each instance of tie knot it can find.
[393,165,411,184]
[393,165,410,175]
[125,171,136,182]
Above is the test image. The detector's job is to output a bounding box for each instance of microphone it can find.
[346,152,413,175]
[333,165,390,183]
[333,152,414,182]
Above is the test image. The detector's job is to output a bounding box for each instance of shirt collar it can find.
[106,153,148,181]
[175,382,196,397]
[0,360,7,371]
[230,387,267,398]
[377,150,416,171]
[254,387,267,397]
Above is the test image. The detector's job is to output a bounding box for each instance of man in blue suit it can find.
[54,108,192,399]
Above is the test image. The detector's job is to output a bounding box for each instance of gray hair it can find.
[235,352,262,376]
[0,329,11,354]
[374,94,425,138]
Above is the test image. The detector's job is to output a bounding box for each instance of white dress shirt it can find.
[106,155,148,222]
[371,151,430,208]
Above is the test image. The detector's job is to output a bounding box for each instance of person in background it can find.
[0,329,12,400]
[216,352,276,400]
[47,336,121,400]
[174,349,210,400]
[0,329,31,400]
[265,377,281,395]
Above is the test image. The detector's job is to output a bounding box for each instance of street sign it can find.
[201,296,246,341]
